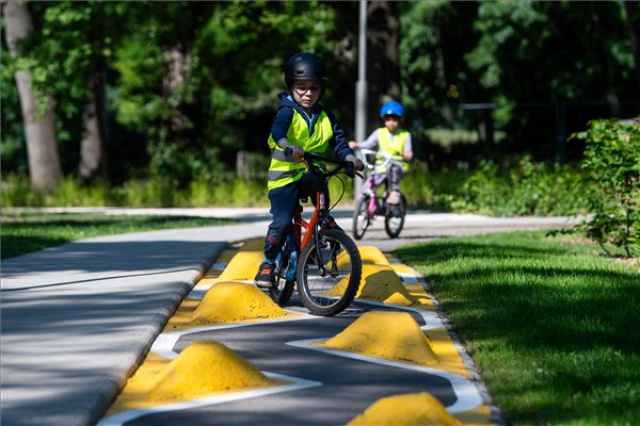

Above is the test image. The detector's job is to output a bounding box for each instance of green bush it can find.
[571,119,640,257]
[448,156,595,216]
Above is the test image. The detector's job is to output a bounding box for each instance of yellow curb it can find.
[348,392,461,426]
[317,311,439,366]
[390,262,418,276]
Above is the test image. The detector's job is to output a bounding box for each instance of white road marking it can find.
[286,338,483,414]
[97,372,322,426]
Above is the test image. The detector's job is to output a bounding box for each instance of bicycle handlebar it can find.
[284,147,364,179]
[358,148,408,168]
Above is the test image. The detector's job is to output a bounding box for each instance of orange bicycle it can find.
[269,148,363,316]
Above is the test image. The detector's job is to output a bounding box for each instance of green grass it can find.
[397,231,640,425]
[1,210,235,260]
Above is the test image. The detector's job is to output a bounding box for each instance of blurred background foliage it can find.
[1,0,639,214]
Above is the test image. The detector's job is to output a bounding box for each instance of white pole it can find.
[354,0,367,199]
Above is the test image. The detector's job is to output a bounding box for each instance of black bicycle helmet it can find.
[284,52,327,89]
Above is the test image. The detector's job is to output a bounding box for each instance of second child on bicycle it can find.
[255,52,361,288]
[349,100,413,205]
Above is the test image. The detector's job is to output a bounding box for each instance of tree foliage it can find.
[1,0,638,191]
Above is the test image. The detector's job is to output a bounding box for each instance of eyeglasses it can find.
[292,84,322,94]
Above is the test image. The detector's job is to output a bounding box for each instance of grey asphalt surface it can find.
[130,302,455,426]
[0,208,579,426]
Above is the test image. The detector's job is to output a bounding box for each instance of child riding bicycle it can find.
[255,52,361,288]
[349,100,413,205]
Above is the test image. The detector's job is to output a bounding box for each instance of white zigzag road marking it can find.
[150,311,317,359]
[286,338,483,415]
[398,273,419,283]
[101,266,483,424]
[99,312,320,425]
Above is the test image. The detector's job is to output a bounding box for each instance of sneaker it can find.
[254,261,274,288]
[387,190,401,205]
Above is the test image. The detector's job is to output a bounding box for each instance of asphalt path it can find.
[1,208,579,425]
[126,301,457,426]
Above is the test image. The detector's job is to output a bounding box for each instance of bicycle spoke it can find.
[297,230,362,316]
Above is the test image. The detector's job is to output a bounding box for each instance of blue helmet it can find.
[380,101,404,118]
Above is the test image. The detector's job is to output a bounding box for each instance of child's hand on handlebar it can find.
[344,158,364,178]
[285,145,305,159]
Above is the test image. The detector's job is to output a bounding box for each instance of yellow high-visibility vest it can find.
[377,127,410,172]
[267,109,333,190]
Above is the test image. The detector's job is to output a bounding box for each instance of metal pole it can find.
[354,0,368,199]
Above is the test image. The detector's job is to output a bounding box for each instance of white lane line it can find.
[151,312,317,359]
[97,372,322,426]
[398,273,419,283]
[286,338,483,415]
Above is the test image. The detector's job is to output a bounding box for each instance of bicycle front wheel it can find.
[297,229,362,316]
[384,194,406,238]
[352,196,370,240]
[269,246,295,306]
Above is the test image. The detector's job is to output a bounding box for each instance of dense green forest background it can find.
[2,0,639,205]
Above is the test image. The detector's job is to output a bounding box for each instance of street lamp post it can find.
[354,0,367,199]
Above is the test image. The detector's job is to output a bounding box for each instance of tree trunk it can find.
[624,1,640,95]
[4,0,62,193]
[163,45,190,133]
[79,60,108,181]
[367,0,401,132]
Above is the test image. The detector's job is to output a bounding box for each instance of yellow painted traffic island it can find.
[105,341,287,416]
[317,311,439,366]
[348,392,461,426]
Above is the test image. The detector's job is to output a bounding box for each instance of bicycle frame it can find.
[352,148,408,240]
[286,148,362,275]
[270,147,364,314]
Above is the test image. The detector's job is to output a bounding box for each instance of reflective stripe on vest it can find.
[377,127,410,172]
[267,109,333,190]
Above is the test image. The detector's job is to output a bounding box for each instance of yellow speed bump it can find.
[318,311,438,365]
[348,392,460,426]
[357,246,390,265]
[192,282,286,324]
[357,264,415,305]
[217,251,263,281]
[105,341,286,414]
[326,265,414,305]
[149,341,284,401]
[216,238,264,281]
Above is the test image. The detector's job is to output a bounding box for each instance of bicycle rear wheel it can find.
[384,194,406,238]
[297,229,362,316]
[269,245,295,306]
[352,196,370,240]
